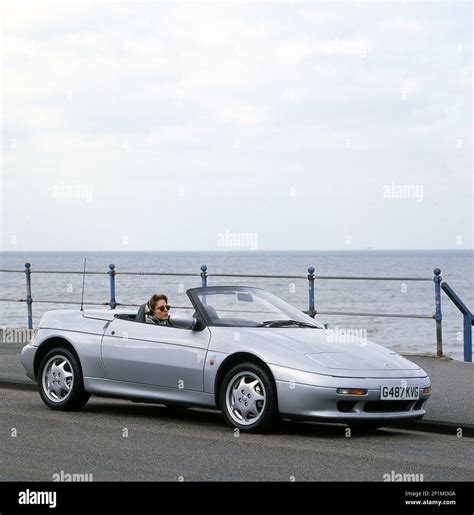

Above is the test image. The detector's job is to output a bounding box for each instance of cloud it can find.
[1,1,472,250]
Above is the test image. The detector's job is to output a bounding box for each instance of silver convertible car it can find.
[21,286,431,432]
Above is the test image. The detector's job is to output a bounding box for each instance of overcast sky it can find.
[1,1,472,251]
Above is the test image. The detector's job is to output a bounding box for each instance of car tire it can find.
[219,362,278,433]
[38,347,90,411]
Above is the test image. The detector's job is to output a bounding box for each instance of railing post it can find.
[201,265,207,305]
[433,268,443,357]
[108,264,117,309]
[24,262,33,329]
[200,265,208,287]
[463,314,472,362]
[308,266,316,318]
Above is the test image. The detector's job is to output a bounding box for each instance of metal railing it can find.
[441,282,473,362]
[0,262,449,354]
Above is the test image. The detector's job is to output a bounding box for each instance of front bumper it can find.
[275,376,431,423]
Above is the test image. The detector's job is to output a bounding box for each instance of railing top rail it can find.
[315,310,434,319]
[441,283,472,316]
[0,269,108,275]
[314,275,431,281]
[0,268,432,282]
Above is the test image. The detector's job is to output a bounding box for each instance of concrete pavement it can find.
[0,388,472,481]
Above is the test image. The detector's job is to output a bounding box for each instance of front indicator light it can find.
[336,388,368,396]
[422,387,431,395]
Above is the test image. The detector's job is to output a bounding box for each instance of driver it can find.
[145,294,171,326]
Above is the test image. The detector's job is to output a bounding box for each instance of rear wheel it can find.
[38,347,90,411]
[219,363,278,433]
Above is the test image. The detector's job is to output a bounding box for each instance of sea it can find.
[1,250,472,361]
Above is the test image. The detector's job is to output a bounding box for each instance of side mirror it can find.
[169,313,197,330]
[324,323,329,330]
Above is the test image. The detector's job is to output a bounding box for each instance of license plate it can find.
[380,385,419,400]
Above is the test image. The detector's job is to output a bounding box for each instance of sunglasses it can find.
[156,305,171,312]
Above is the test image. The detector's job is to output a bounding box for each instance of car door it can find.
[100,317,211,391]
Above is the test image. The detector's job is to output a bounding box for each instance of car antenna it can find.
[80,258,87,312]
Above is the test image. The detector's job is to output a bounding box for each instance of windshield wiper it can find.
[260,319,319,328]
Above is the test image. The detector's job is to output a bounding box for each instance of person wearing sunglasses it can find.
[144,293,172,326]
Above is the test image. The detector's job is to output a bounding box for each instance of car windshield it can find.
[188,287,323,328]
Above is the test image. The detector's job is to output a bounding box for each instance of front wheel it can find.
[219,363,278,433]
[38,347,90,411]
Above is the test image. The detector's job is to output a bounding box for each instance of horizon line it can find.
[0,248,472,253]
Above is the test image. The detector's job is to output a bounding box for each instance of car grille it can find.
[363,401,413,413]
[336,399,426,414]
[413,399,426,411]
[337,401,358,413]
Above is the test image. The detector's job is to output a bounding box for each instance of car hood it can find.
[239,327,423,377]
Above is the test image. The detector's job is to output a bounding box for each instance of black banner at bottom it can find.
[0,481,472,514]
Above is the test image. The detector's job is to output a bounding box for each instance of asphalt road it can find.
[1,388,472,482]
